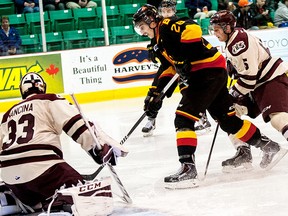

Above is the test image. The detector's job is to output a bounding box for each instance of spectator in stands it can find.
[250,0,274,28]
[273,0,288,26]
[43,0,66,11]
[0,16,22,56]
[15,0,40,13]
[65,0,97,9]
[233,0,258,29]
[218,0,237,11]
[185,0,217,20]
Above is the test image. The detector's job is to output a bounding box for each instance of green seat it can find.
[21,34,41,53]
[87,28,108,47]
[119,3,140,26]
[200,18,211,35]
[49,10,75,32]
[25,12,51,34]
[133,0,146,4]
[96,6,122,27]
[7,14,28,35]
[111,0,133,5]
[136,35,150,42]
[73,7,100,30]
[40,32,64,52]
[210,0,218,11]
[176,0,189,18]
[0,0,15,16]
[63,30,89,50]
[110,25,137,44]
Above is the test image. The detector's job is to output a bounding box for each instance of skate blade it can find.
[222,163,254,173]
[264,148,288,171]
[143,131,154,137]
[164,179,199,190]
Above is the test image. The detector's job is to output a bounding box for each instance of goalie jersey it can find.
[0,94,95,184]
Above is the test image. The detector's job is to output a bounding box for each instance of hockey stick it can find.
[202,76,234,180]
[120,73,179,145]
[70,93,132,204]
[81,164,105,181]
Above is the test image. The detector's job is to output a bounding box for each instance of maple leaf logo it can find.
[46,64,59,77]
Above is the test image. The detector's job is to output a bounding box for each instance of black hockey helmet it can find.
[133,4,160,28]
[210,10,236,32]
[20,72,46,99]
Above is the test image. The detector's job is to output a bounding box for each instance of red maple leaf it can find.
[46,64,59,77]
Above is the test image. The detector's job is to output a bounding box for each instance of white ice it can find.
[61,93,288,216]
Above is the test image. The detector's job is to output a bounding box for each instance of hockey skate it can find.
[257,136,288,170]
[142,118,156,137]
[222,146,253,173]
[195,114,211,135]
[164,162,199,189]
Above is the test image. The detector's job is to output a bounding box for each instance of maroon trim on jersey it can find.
[63,114,82,133]
[0,144,63,158]
[237,79,255,91]
[227,30,249,57]
[258,58,283,83]
[0,154,62,167]
[72,124,88,141]
[2,94,65,123]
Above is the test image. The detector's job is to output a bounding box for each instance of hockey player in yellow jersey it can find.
[133,4,285,189]
[0,72,128,215]
[142,0,212,137]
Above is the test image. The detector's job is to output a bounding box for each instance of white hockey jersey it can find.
[0,93,95,184]
[225,28,288,95]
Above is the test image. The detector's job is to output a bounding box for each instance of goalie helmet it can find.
[20,72,46,99]
[133,4,159,29]
[210,10,236,32]
[158,0,177,17]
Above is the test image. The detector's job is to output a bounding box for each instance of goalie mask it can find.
[20,72,46,99]
[133,4,160,36]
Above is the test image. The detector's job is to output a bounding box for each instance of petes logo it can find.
[232,41,246,55]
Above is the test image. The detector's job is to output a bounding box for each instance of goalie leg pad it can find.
[57,177,114,216]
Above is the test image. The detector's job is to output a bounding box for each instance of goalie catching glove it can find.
[88,121,129,166]
[144,88,163,118]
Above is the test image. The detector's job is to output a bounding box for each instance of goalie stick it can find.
[70,93,132,204]
[120,73,180,145]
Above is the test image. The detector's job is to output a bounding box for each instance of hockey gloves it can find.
[88,121,129,166]
[147,42,160,63]
[174,61,191,85]
[88,144,117,166]
[144,88,163,118]
[147,44,158,63]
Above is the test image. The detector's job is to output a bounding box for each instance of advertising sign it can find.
[0,54,64,99]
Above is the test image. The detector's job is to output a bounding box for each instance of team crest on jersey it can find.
[232,41,246,55]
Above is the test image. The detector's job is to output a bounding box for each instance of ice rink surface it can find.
[61,93,288,216]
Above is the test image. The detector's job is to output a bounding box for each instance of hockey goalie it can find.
[0,72,128,215]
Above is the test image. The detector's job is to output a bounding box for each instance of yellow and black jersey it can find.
[156,17,226,73]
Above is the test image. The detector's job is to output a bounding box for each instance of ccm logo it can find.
[79,182,102,192]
